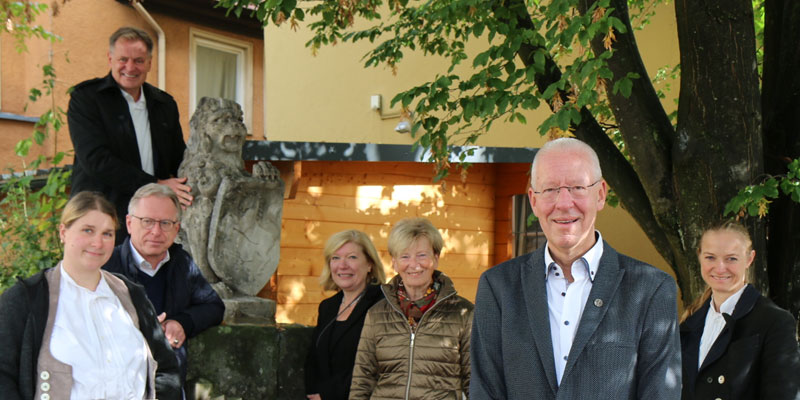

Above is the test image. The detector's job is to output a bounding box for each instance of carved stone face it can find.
[207,110,246,155]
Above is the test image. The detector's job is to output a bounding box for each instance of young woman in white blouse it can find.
[0,191,180,399]
[679,220,800,400]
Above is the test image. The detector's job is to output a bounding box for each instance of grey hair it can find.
[530,137,602,189]
[109,26,154,56]
[128,183,182,221]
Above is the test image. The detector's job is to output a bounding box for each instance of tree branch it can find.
[502,0,677,270]
[579,0,678,226]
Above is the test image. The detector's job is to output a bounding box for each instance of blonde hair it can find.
[680,220,753,322]
[387,218,444,258]
[319,230,386,291]
[62,191,118,230]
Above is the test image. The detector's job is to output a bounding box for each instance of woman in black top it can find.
[680,220,800,399]
[305,230,387,400]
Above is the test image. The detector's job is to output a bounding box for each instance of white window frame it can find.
[189,28,253,133]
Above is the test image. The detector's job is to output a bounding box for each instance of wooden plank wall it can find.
[272,161,497,325]
[493,163,533,266]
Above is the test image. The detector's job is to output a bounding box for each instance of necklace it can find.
[338,290,365,317]
[315,289,366,348]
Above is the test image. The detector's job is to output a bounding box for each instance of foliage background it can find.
[0,1,70,293]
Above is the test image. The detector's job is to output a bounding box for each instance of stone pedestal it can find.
[222,297,276,324]
[187,324,313,400]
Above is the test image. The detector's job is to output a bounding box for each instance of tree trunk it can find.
[673,0,765,300]
[762,0,800,323]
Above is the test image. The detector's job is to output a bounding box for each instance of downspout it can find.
[131,0,165,90]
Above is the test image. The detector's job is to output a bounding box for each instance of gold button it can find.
[594,298,603,307]
[40,382,50,391]
[718,375,725,384]
[39,371,49,380]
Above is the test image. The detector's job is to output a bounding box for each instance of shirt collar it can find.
[59,263,114,298]
[544,230,604,282]
[128,240,170,275]
[711,285,747,316]
[120,87,146,106]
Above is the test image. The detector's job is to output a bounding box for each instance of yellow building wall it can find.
[262,3,678,147]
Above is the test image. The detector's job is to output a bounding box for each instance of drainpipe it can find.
[131,0,165,90]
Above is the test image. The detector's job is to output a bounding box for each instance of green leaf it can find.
[556,110,571,130]
[15,139,32,157]
[436,76,452,87]
[613,77,634,97]
[473,51,490,67]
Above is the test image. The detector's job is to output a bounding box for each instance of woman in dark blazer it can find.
[304,230,386,400]
[680,220,800,400]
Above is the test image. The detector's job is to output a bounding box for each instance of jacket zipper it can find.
[382,285,457,400]
[405,331,415,400]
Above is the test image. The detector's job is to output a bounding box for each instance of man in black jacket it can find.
[103,183,224,387]
[68,26,192,243]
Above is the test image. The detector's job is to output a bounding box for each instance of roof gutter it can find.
[131,0,166,90]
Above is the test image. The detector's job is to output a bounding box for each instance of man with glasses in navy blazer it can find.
[103,183,224,391]
[470,138,681,399]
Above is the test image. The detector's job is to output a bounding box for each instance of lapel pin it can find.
[594,298,603,307]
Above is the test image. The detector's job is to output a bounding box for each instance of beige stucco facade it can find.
[261,3,678,147]
[0,0,264,171]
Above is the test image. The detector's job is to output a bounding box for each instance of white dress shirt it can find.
[121,88,154,176]
[698,285,746,368]
[50,264,148,399]
[129,240,170,277]
[544,231,604,385]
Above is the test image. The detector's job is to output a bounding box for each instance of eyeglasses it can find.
[130,215,178,232]
[532,179,602,202]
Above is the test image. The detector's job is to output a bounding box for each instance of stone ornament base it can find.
[222,297,276,325]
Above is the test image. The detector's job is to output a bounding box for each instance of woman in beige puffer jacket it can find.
[349,218,473,400]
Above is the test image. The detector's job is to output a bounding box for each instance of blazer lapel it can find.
[99,74,141,166]
[143,84,163,173]
[521,248,559,395]
[561,241,624,381]
[699,314,735,371]
[680,302,708,388]
[699,285,759,372]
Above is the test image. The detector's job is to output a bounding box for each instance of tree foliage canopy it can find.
[220,0,800,320]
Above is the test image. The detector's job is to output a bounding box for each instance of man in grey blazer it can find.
[470,138,681,399]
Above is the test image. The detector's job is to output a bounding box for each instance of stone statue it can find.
[178,97,284,323]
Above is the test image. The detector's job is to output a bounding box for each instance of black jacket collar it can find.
[95,72,171,104]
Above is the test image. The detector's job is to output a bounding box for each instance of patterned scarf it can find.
[396,278,442,329]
